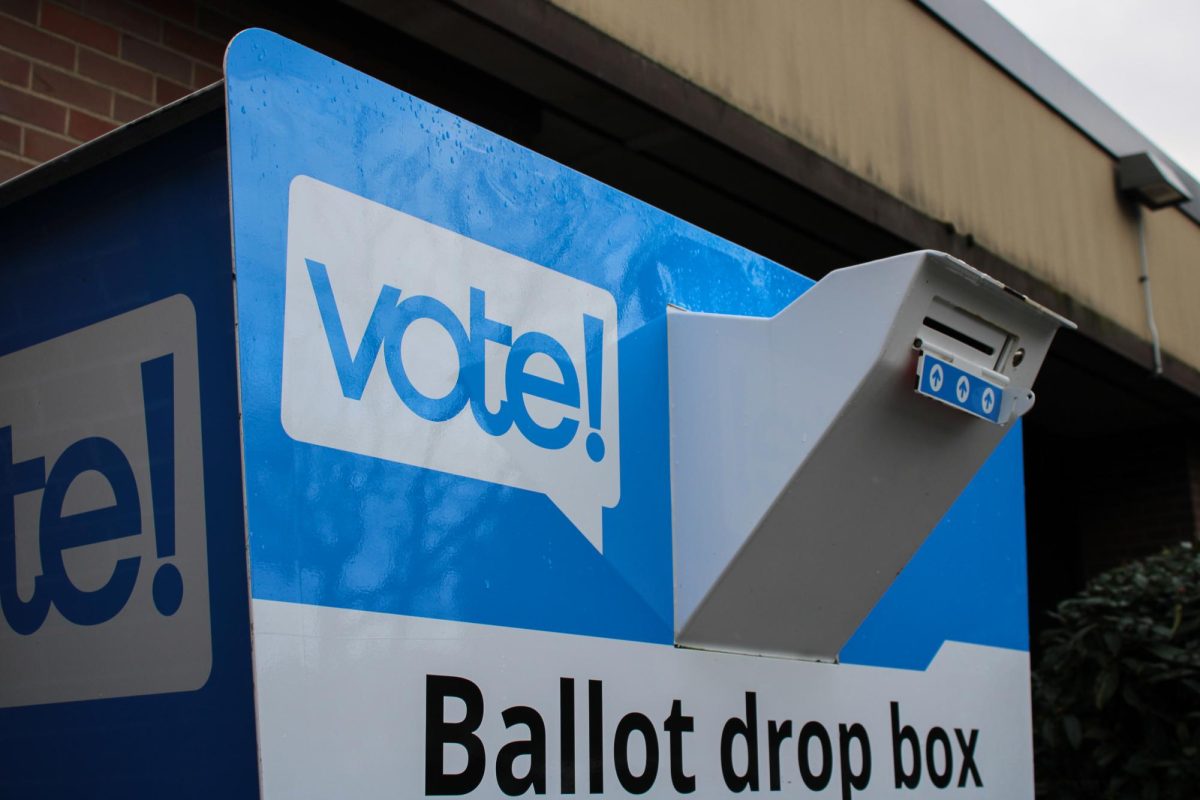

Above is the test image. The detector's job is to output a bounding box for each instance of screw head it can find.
[1012,347,1026,367]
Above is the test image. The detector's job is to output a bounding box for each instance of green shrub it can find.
[1033,542,1200,799]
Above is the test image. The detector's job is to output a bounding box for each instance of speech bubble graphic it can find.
[0,295,211,707]
[281,176,620,551]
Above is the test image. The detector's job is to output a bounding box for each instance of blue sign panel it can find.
[227,30,809,646]
[226,30,1027,668]
[917,352,1004,423]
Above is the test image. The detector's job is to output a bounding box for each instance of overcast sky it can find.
[985,0,1200,180]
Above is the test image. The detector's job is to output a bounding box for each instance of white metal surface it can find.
[668,250,1071,661]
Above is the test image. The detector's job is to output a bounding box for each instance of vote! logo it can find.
[281,177,620,551]
[0,296,211,708]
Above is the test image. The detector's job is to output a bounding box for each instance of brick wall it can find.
[1025,420,1200,639]
[1074,430,1198,575]
[0,0,245,180]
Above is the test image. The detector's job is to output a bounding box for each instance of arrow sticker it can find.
[929,363,944,392]
[916,352,1004,424]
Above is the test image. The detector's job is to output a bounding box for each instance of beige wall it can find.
[550,0,1199,372]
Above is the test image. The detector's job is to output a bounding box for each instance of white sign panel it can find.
[254,600,1030,798]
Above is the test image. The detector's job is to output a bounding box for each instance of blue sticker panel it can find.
[227,30,1029,667]
[917,352,1003,423]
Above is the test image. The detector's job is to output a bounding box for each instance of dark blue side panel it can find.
[0,114,258,798]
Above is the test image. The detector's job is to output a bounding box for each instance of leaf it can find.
[1066,623,1099,650]
[1146,644,1188,663]
[1063,714,1083,750]
[1095,667,1120,709]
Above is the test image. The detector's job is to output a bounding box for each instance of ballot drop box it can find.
[0,30,1071,799]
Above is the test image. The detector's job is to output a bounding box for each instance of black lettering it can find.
[614,712,659,794]
[588,680,603,793]
[925,727,952,789]
[767,720,793,791]
[890,702,921,789]
[955,728,982,788]
[560,678,575,794]
[838,723,871,800]
[496,706,547,796]
[797,721,832,791]
[720,692,759,792]
[425,675,486,795]
[663,699,696,793]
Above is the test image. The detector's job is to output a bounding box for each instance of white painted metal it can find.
[668,250,1071,662]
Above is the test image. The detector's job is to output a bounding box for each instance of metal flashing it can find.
[916,0,1200,225]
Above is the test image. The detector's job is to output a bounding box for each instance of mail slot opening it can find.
[919,297,1014,371]
[921,315,994,355]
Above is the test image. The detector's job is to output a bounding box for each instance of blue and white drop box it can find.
[0,30,1071,799]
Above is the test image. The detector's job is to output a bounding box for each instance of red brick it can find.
[0,151,32,179]
[112,90,151,121]
[163,21,223,65]
[67,107,115,139]
[77,47,152,98]
[82,0,159,40]
[121,34,191,82]
[0,84,67,131]
[192,61,218,87]
[139,0,195,25]
[42,3,122,55]
[154,74,186,103]
[0,117,18,152]
[32,64,112,115]
[196,6,238,40]
[0,18,77,69]
[23,127,74,160]
[0,0,38,24]
[0,50,29,86]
